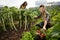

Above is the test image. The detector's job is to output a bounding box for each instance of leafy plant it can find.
[21,32,34,40]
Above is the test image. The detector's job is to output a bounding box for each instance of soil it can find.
[0,26,29,40]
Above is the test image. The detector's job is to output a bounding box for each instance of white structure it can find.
[47,2,60,6]
[35,0,47,7]
[35,0,60,7]
[0,5,3,8]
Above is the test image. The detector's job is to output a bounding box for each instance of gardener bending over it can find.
[34,5,52,40]
[35,5,51,30]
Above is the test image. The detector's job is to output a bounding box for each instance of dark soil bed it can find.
[0,27,27,40]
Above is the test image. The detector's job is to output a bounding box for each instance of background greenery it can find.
[0,5,60,40]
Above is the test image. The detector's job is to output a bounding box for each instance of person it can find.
[35,5,51,30]
[20,1,27,9]
[34,4,52,40]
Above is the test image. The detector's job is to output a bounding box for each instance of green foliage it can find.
[46,5,60,40]
[46,25,60,40]
[0,5,60,40]
[30,26,39,37]
[24,5,60,40]
[0,6,39,31]
[0,6,19,31]
[21,32,34,40]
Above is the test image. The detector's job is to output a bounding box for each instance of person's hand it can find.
[35,30,40,35]
[43,27,46,30]
[34,16,37,19]
[36,32,40,35]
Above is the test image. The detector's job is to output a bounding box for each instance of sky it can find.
[0,0,60,8]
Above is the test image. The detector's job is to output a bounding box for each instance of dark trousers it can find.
[36,22,51,30]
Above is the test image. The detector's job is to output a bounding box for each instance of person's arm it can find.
[43,13,49,30]
[34,14,41,19]
[43,20,47,30]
